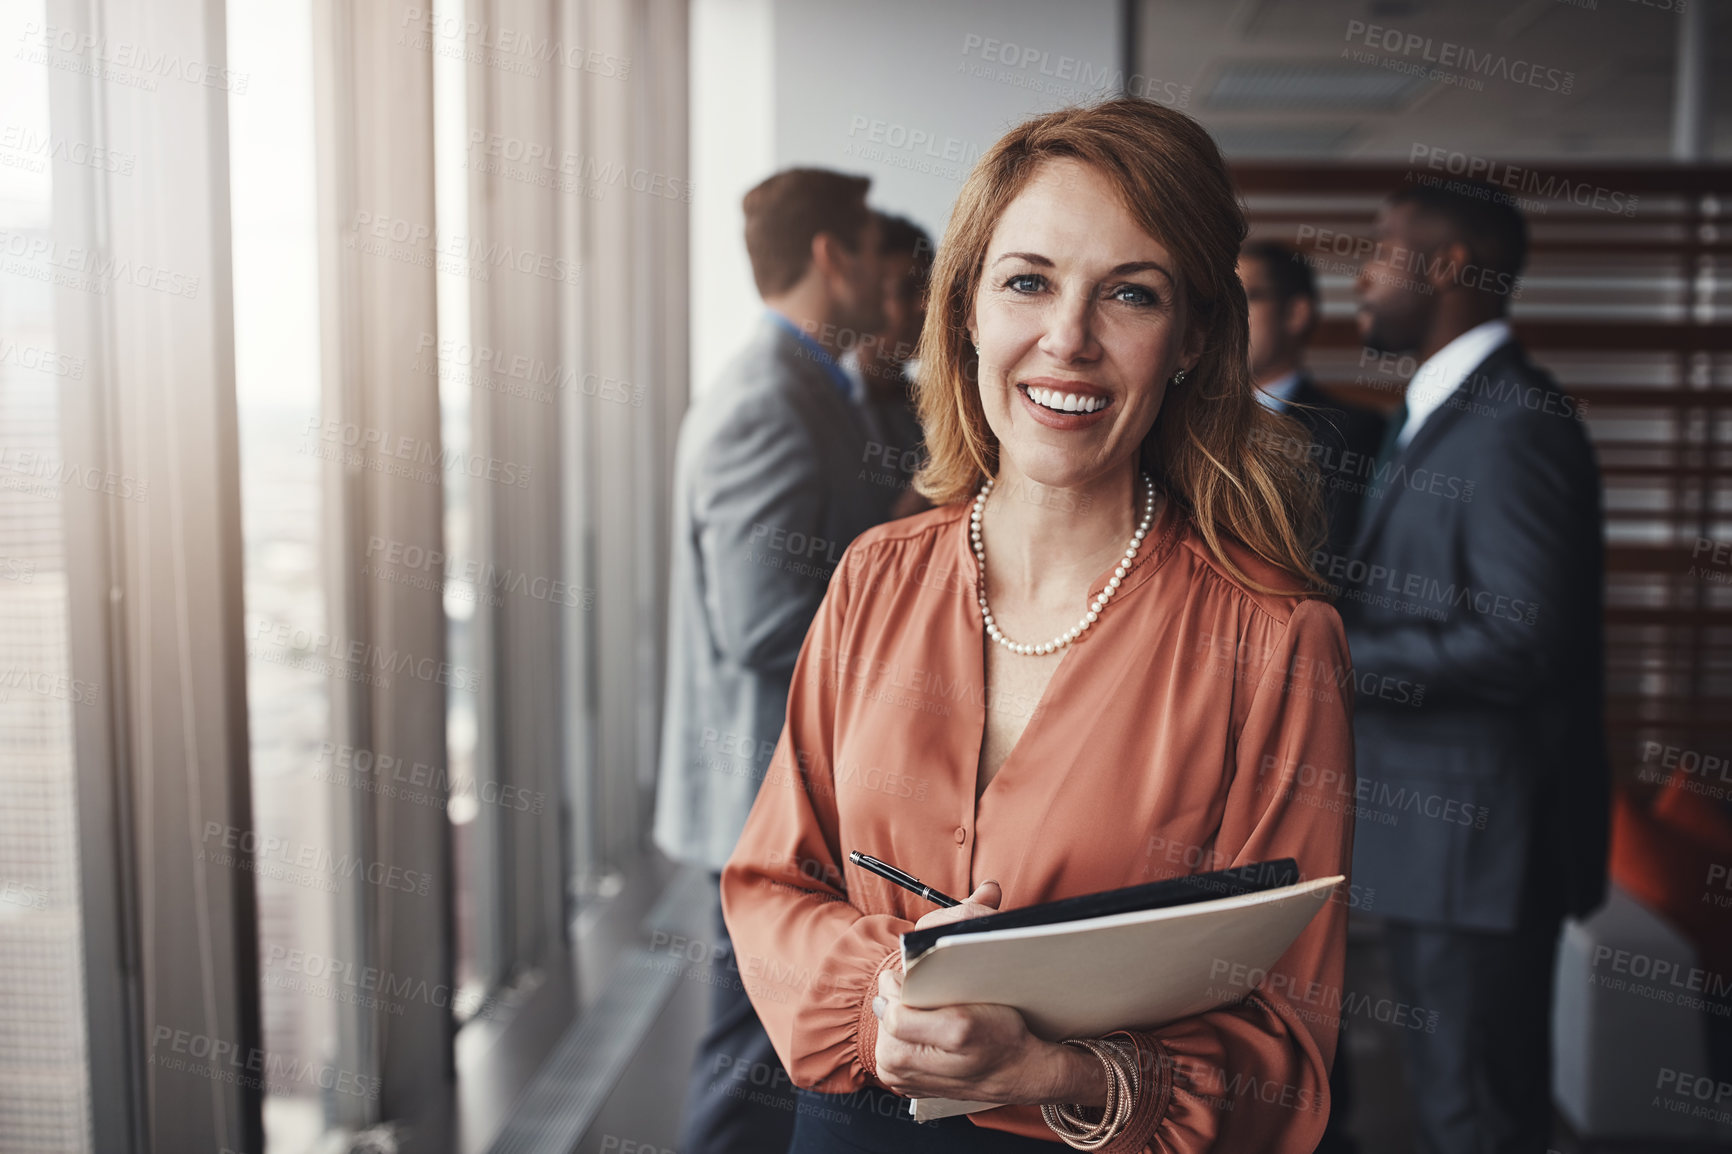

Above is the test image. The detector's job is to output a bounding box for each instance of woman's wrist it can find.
[1041,1037,1141,1148]
[1045,1039,1111,1107]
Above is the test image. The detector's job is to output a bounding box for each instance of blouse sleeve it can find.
[1100,598,1356,1153]
[719,541,916,1092]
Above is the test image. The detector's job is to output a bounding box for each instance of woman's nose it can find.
[1038,293,1097,362]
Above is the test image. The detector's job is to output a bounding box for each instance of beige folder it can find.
[898,874,1344,1122]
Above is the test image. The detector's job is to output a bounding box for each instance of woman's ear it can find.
[1284,294,1315,343]
[1181,321,1206,374]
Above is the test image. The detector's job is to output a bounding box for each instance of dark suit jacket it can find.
[1284,376,1385,561]
[1336,341,1609,932]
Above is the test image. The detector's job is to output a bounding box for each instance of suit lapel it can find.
[1285,376,1335,443]
[1349,343,1516,557]
[764,316,870,443]
[1286,375,1324,412]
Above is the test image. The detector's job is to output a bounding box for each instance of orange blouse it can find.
[720,496,1356,1152]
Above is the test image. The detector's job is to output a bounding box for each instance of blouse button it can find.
[953,826,966,845]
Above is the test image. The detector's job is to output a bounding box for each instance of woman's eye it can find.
[1005,273,1045,294]
[1112,284,1158,306]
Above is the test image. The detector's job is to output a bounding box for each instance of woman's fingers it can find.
[881,1001,967,1051]
[872,966,901,1021]
[911,879,1002,931]
[880,996,1017,1058]
[965,879,1002,909]
[877,1002,1037,1100]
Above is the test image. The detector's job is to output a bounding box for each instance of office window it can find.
[429,0,490,1016]
[228,1,342,1148]
[5,0,686,1145]
[0,0,94,1148]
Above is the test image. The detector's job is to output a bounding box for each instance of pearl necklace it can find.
[970,473,1158,656]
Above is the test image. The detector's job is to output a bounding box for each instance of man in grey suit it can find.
[1341,179,1609,1154]
[657,168,890,1154]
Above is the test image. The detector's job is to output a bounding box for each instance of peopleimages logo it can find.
[1654,1067,1732,1128]
[1310,550,1540,627]
[1407,144,1639,217]
[17,20,250,93]
[465,130,690,202]
[957,33,1191,107]
[1207,958,1441,1034]
[315,740,547,815]
[0,229,202,299]
[1342,20,1575,94]
[246,613,482,693]
[345,209,585,287]
[0,336,84,379]
[397,7,631,79]
[0,446,150,502]
[1296,224,1521,300]
[842,114,983,183]
[0,664,99,706]
[1255,753,1490,831]
[199,821,434,897]
[0,124,135,175]
[265,945,455,1014]
[302,416,533,489]
[150,1026,378,1100]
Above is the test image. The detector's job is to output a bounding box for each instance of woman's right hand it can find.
[871,882,1111,1111]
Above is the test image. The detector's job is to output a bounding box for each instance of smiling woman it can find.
[720,97,1355,1154]
[917,100,1324,596]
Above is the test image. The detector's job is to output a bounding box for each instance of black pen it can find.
[848,851,960,908]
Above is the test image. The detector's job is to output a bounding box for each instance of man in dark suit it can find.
[1340,179,1609,1154]
[1238,241,1384,560]
[657,168,889,1154]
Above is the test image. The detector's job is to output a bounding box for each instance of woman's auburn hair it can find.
[912,98,1327,595]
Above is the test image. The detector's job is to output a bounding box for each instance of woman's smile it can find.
[1013,377,1114,430]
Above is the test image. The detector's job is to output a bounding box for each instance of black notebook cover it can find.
[900,858,1300,961]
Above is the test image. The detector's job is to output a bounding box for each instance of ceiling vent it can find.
[1209,125,1359,156]
[1206,61,1430,112]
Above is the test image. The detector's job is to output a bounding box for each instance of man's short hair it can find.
[877,212,934,289]
[1240,240,1317,307]
[1387,178,1529,282]
[742,168,872,297]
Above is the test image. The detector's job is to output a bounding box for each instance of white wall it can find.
[690,0,777,402]
[689,0,1123,396]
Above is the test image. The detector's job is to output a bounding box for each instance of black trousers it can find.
[1382,917,1562,1154]
[788,1086,1062,1153]
[1312,1021,1357,1154]
[677,874,798,1154]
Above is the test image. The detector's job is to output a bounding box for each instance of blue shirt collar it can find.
[1255,370,1304,412]
[767,310,857,402]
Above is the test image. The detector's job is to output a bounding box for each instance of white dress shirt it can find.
[1255,369,1303,413]
[1396,319,1512,448]
[839,347,869,405]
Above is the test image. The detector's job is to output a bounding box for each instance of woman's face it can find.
[969,157,1197,490]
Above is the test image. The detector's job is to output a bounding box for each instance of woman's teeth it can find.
[1025,385,1108,414]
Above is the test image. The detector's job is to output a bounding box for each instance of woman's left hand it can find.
[870,881,1103,1107]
